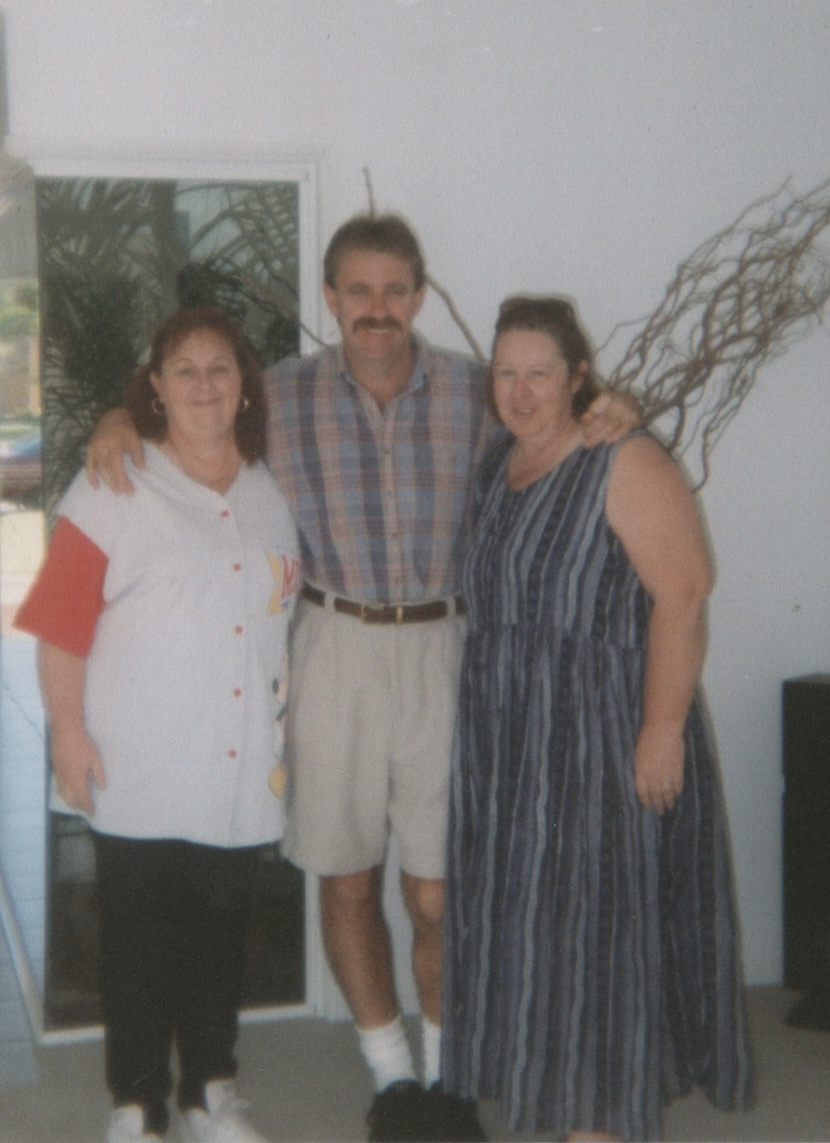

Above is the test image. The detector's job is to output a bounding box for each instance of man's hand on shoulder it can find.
[580,390,642,447]
[84,408,145,494]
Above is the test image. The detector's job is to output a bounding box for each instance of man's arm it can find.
[84,407,145,494]
[580,390,642,446]
[37,642,106,816]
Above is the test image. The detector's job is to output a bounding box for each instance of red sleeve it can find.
[14,516,108,657]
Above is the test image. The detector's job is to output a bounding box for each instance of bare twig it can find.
[426,272,488,365]
[363,167,377,218]
[361,167,830,486]
[600,175,830,484]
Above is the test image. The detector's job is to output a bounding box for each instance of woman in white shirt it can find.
[17,305,301,1143]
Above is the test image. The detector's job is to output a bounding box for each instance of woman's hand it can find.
[37,642,105,816]
[580,390,642,446]
[633,723,684,814]
[50,722,106,817]
[84,408,145,494]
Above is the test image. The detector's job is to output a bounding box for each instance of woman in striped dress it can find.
[442,297,752,1141]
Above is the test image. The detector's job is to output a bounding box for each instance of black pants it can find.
[93,833,257,1135]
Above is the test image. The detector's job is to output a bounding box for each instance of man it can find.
[87,214,637,1143]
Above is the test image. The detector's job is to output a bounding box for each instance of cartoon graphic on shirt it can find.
[268,553,302,614]
[269,651,291,798]
[265,551,298,796]
[269,765,287,798]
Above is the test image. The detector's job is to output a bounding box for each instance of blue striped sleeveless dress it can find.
[442,435,752,1140]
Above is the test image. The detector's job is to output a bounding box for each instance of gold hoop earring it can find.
[151,397,165,416]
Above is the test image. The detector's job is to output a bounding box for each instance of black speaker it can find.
[782,675,830,1029]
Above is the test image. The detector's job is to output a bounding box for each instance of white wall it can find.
[3,0,829,987]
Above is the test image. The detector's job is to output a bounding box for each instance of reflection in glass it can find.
[0,156,46,1026]
[37,177,301,512]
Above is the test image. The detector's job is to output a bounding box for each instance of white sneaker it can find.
[107,1105,162,1142]
[180,1079,270,1143]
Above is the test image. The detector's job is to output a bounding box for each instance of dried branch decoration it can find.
[363,167,830,484]
[600,176,830,485]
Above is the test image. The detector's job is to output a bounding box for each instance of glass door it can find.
[0,156,317,1037]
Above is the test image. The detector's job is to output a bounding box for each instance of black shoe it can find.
[366,1080,431,1142]
[423,1082,487,1142]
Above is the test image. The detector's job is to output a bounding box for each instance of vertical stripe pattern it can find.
[442,436,752,1140]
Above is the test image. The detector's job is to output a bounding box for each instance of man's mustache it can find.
[353,317,403,333]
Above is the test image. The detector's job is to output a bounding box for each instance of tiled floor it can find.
[3,965,830,1142]
[0,908,40,1092]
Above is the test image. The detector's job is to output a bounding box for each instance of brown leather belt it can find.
[301,583,466,625]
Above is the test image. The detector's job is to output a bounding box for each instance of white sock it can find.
[358,1014,417,1093]
[421,1016,442,1089]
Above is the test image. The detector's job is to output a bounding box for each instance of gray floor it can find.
[1,960,829,1143]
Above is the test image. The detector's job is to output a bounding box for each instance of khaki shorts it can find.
[281,595,466,879]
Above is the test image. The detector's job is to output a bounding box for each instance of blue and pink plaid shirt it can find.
[264,336,494,604]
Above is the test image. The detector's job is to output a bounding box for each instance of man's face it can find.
[323,249,425,378]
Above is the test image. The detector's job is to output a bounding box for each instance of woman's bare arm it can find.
[38,642,106,815]
[606,435,714,814]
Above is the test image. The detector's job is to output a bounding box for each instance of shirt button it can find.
[235,626,243,635]
[220,509,230,518]
[228,749,238,759]
[233,563,242,572]
[233,688,242,697]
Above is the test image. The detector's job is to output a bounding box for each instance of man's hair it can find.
[124,304,267,462]
[323,213,426,290]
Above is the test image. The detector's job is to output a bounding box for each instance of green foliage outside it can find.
[37,177,301,514]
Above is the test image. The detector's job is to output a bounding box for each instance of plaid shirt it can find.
[264,337,494,604]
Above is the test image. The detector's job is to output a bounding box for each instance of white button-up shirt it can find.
[17,444,301,847]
